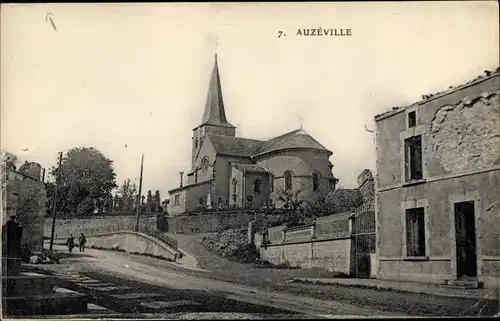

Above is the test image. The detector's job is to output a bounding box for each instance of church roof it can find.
[200,55,235,128]
[253,128,331,157]
[207,129,331,158]
[207,134,264,157]
[231,162,270,174]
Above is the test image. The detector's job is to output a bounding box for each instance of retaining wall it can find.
[84,231,178,261]
[43,215,157,239]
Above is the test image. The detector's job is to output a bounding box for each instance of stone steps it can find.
[2,292,89,316]
[442,278,481,289]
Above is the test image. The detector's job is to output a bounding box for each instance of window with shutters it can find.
[408,111,417,128]
[405,207,426,257]
[404,135,423,181]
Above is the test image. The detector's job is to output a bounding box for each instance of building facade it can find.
[375,70,499,288]
[168,56,338,215]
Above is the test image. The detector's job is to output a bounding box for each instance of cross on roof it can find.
[215,35,220,58]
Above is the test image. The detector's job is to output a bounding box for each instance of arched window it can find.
[312,172,319,191]
[232,178,237,194]
[195,138,198,149]
[269,174,275,193]
[254,178,262,194]
[284,171,292,191]
[201,157,210,172]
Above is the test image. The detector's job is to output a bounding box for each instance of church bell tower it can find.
[192,55,236,167]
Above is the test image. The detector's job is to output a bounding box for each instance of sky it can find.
[1,2,499,199]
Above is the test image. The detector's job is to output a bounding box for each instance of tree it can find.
[276,188,308,227]
[1,150,19,216]
[117,178,138,212]
[48,147,117,216]
[2,150,18,171]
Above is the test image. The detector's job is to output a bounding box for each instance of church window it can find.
[201,157,210,172]
[254,178,262,194]
[312,173,319,191]
[195,138,198,149]
[174,195,180,206]
[269,174,274,193]
[284,171,292,191]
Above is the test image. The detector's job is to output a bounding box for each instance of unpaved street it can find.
[43,246,403,318]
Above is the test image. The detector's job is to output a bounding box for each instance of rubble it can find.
[201,228,259,263]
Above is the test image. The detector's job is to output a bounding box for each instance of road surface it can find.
[40,246,403,318]
[37,245,498,318]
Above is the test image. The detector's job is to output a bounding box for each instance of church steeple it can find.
[192,54,236,168]
[200,55,235,128]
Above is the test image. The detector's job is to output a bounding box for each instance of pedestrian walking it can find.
[66,234,75,253]
[78,233,86,252]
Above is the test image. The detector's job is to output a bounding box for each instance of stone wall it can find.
[83,231,177,261]
[256,212,353,274]
[257,235,352,274]
[357,169,375,204]
[5,169,46,252]
[43,214,157,240]
[167,210,288,234]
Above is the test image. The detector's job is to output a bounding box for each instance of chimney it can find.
[179,172,184,187]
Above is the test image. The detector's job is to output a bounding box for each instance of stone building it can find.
[168,56,338,215]
[4,163,46,252]
[375,69,499,288]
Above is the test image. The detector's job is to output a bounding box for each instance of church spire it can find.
[200,55,235,128]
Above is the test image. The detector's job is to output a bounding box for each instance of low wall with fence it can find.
[43,214,158,240]
[255,212,354,274]
[255,203,376,275]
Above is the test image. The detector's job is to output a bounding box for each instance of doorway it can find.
[454,201,478,279]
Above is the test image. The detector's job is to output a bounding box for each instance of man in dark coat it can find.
[66,234,75,253]
[78,233,86,252]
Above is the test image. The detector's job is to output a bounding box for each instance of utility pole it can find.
[135,153,144,232]
[49,152,63,251]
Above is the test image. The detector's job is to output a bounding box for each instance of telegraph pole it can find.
[135,153,144,232]
[49,152,63,251]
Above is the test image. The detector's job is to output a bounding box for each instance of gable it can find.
[193,137,217,170]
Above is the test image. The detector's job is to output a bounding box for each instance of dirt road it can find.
[43,245,403,317]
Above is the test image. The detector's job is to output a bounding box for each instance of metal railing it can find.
[137,225,178,251]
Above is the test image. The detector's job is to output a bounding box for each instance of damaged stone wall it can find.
[357,169,375,204]
[6,170,46,252]
[430,90,500,173]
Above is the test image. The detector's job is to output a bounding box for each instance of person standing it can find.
[78,233,86,252]
[66,234,75,253]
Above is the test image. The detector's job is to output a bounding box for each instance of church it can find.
[168,56,338,215]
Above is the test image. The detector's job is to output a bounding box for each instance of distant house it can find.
[168,56,339,215]
[374,70,499,288]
